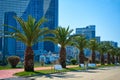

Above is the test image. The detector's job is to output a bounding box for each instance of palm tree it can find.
[4,15,50,71]
[115,47,120,63]
[46,27,74,68]
[109,47,116,64]
[98,42,107,65]
[117,47,120,63]
[72,35,88,64]
[104,41,112,65]
[89,39,98,63]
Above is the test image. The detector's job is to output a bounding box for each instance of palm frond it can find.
[3,15,51,47]
[50,26,74,47]
[14,16,31,39]
[34,17,47,31]
[44,37,58,44]
[14,33,27,43]
[3,24,20,32]
[72,35,87,51]
[27,15,36,31]
[89,38,98,51]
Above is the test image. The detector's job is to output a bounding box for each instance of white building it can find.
[39,51,59,64]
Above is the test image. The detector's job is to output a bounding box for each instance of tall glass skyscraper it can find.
[4,12,17,55]
[0,0,58,56]
[43,0,58,52]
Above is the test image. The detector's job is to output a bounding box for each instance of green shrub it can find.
[0,56,8,66]
[71,59,77,65]
[7,56,20,68]
[95,60,100,64]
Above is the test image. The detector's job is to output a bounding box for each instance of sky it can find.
[59,0,120,47]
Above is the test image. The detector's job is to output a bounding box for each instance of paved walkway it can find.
[0,65,77,79]
[2,66,120,80]
[0,66,120,80]
[31,66,120,80]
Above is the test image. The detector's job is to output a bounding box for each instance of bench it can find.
[80,64,88,70]
[88,63,96,67]
[80,63,96,70]
[54,64,63,72]
[79,64,85,68]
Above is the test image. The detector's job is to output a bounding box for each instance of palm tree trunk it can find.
[92,50,95,63]
[107,53,111,64]
[60,47,66,68]
[119,56,120,63]
[79,50,84,64]
[112,55,115,64]
[116,56,119,63]
[24,47,34,71]
[101,54,104,65]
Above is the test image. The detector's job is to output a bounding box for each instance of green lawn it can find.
[0,64,23,70]
[0,63,117,70]
[0,65,11,70]
[97,64,116,68]
[14,67,83,77]
[1,62,119,77]
[14,64,119,77]
[0,62,52,70]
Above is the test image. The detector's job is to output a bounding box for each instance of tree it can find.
[46,27,74,68]
[98,42,107,65]
[4,15,50,71]
[89,39,98,63]
[115,47,120,63]
[104,41,112,65]
[109,47,116,64]
[72,35,88,64]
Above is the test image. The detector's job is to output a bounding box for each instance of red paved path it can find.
[0,65,77,79]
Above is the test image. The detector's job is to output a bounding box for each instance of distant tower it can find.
[75,25,96,58]
[95,36,101,43]
[43,0,58,52]
[76,25,96,40]
[4,12,17,55]
[0,0,58,55]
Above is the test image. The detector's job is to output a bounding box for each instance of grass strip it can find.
[14,64,119,77]
[14,67,83,77]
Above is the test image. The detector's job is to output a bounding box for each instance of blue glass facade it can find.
[76,25,96,40]
[21,0,44,51]
[0,38,2,51]
[43,0,58,52]
[4,12,17,55]
[0,0,58,55]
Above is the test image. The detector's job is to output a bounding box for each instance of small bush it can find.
[95,60,100,64]
[40,61,44,66]
[71,59,77,65]
[7,56,20,68]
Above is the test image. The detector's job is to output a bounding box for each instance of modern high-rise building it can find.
[110,41,118,47]
[76,25,96,40]
[43,0,58,52]
[95,36,101,43]
[0,0,58,56]
[75,25,100,59]
[4,12,17,55]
